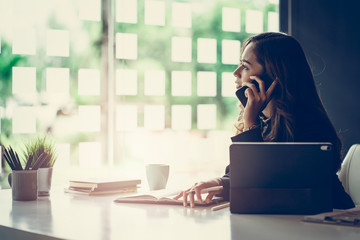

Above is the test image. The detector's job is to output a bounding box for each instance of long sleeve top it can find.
[220,120,355,210]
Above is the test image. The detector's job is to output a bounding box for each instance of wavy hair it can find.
[237,32,342,169]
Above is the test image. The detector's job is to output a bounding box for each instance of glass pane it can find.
[46,29,69,57]
[171,71,192,96]
[269,0,279,4]
[197,71,217,97]
[55,143,71,169]
[78,105,101,132]
[171,37,192,62]
[116,0,137,23]
[221,72,236,96]
[171,105,192,130]
[197,104,216,129]
[268,12,279,32]
[144,70,165,96]
[79,142,101,168]
[46,68,70,95]
[172,2,192,28]
[144,0,165,26]
[144,105,165,130]
[197,38,217,63]
[116,105,138,131]
[222,40,240,64]
[78,69,100,95]
[12,28,36,55]
[79,0,101,21]
[12,67,36,97]
[116,69,138,95]
[12,106,36,134]
[116,33,138,60]
[246,10,263,33]
[222,7,240,32]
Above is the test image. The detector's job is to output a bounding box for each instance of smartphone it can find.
[235,73,273,107]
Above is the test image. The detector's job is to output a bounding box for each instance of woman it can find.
[174,32,354,209]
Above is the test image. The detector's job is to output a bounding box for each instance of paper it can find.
[303,206,360,227]
[114,188,223,206]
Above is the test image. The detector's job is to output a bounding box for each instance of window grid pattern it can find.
[1,0,279,168]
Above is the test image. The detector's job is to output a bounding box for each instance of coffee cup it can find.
[145,164,169,190]
[8,170,38,201]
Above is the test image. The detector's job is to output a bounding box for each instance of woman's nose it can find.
[233,66,241,78]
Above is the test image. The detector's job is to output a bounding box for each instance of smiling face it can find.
[233,42,264,89]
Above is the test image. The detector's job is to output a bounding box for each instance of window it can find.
[0,0,279,179]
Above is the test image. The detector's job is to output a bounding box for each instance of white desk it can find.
[0,188,359,240]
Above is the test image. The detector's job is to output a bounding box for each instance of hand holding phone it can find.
[235,73,273,107]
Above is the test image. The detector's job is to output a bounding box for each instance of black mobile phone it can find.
[235,73,273,107]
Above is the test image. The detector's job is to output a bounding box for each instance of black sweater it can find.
[220,127,355,210]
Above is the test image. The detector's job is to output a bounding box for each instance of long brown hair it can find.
[238,32,343,170]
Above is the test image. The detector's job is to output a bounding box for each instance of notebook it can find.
[229,142,334,214]
[114,186,224,206]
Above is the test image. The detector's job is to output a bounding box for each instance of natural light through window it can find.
[144,105,165,130]
[197,104,217,130]
[171,105,192,130]
[197,38,217,63]
[46,30,70,57]
[172,2,192,28]
[171,71,192,96]
[145,0,165,26]
[78,105,101,132]
[197,71,217,97]
[12,67,36,99]
[171,36,192,62]
[144,70,166,96]
[222,72,237,97]
[116,0,138,23]
[12,28,36,55]
[116,69,138,95]
[78,69,101,96]
[222,40,241,64]
[246,10,264,33]
[116,105,138,131]
[0,0,279,178]
[45,68,70,102]
[222,8,241,32]
[116,33,138,60]
[79,0,101,21]
[12,107,36,134]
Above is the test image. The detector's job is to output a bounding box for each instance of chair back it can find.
[338,144,360,205]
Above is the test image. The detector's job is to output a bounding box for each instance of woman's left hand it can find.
[173,178,223,208]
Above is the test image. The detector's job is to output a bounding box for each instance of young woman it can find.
[174,32,354,209]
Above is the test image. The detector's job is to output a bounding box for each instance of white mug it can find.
[145,164,169,190]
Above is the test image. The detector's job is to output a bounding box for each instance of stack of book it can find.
[64,178,141,196]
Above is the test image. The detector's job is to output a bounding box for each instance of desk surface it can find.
[0,188,359,240]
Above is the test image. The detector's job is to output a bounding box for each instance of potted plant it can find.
[24,136,58,196]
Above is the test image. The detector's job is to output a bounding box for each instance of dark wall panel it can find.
[281,0,360,155]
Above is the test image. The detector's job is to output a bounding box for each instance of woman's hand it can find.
[242,76,277,129]
[173,178,223,208]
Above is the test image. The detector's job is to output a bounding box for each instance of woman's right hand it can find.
[242,76,277,129]
[173,178,223,208]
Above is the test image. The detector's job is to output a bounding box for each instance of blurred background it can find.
[0,0,279,187]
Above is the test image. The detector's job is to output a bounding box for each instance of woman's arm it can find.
[220,127,265,201]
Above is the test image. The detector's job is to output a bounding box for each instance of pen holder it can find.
[8,170,38,201]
